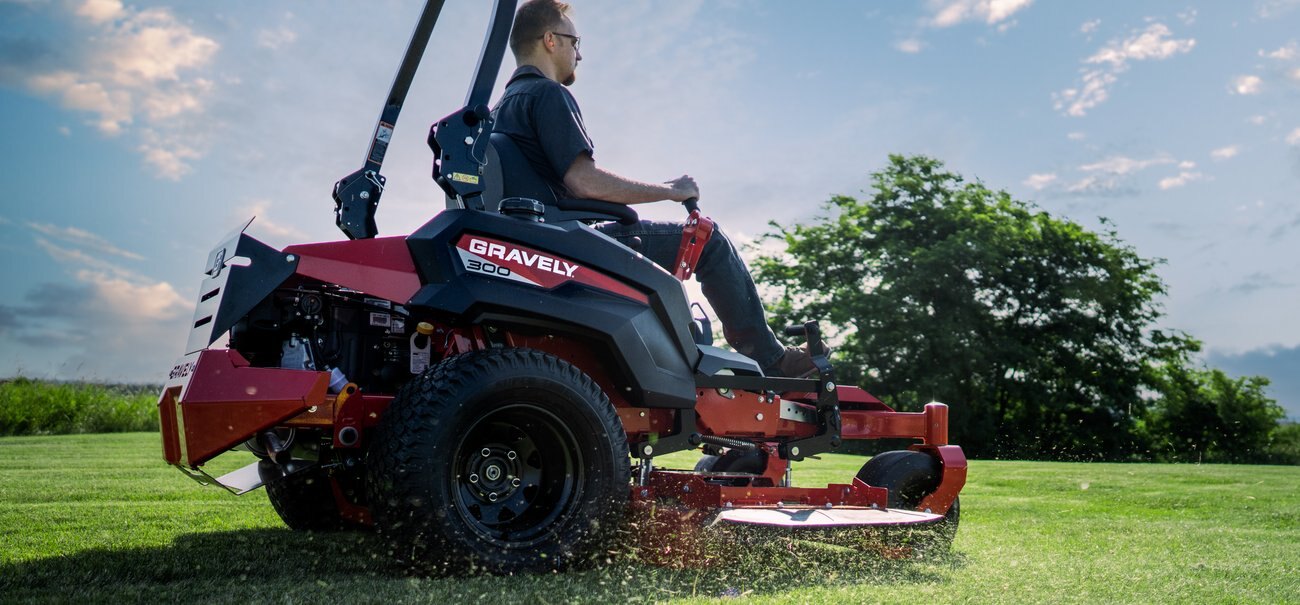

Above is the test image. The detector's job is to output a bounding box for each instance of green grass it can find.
[1,434,1297,604]
[0,379,159,436]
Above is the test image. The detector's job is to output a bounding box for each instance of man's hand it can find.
[665,175,699,202]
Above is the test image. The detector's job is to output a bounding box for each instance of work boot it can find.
[764,343,832,378]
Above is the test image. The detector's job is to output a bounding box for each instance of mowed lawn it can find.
[0,433,1296,604]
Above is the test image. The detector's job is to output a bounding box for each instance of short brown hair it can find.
[510,0,571,58]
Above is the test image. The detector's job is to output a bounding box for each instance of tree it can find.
[753,155,1194,459]
[1144,363,1286,463]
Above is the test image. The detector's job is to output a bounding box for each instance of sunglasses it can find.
[548,32,581,51]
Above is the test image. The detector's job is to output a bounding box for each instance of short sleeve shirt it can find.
[491,66,595,198]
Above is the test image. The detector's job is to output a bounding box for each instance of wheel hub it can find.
[463,443,521,503]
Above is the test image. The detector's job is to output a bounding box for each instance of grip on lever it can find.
[683,197,700,214]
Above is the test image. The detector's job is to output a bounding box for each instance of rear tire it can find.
[366,348,630,574]
[856,450,959,545]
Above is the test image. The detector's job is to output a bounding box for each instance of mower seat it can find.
[482,133,637,225]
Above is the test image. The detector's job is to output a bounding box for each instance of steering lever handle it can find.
[682,197,700,214]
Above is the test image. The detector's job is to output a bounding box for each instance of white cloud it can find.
[1248,114,1268,125]
[234,200,308,242]
[35,238,137,280]
[1053,23,1194,117]
[1023,173,1057,190]
[101,10,216,86]
[1064,175,1116,194]
[257,27,298,51]
[1232,75,1263,95]
[1053,69,1117,117]
[895,39,925,54]
[140,78,212,121]
[31,231,189,322]
[927,0,1034,28]
[1178,160,1196,170]
[1079,154,1174,175]
[26,222,143,260]
[1067,131,1086,141]
[1211,145,1239,160]
[75,0,123,24]
[75,270,188,321]
[1080,19,1100,34]
[138,130,200,180]
[27,71,133,134]
[1177,9,1198,25]
[1257,0,1300,19]
[21,1,218,176]
[1260,42,1297,60]
[1159,171,1204,190]
[1289,67,1300,83]
[1287,128,1300,146]
[1084,23,1195,65]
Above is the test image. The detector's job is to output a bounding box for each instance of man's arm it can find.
[563,154,698,205]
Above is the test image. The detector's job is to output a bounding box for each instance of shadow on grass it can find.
[0,526,966,603]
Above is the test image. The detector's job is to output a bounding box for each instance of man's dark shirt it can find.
[492,65,594,199]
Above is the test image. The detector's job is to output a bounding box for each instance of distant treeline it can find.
[0,378,159,436]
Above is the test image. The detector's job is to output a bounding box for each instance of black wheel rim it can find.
[451,402,583,547]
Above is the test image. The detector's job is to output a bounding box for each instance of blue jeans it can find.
[595,220,784,370]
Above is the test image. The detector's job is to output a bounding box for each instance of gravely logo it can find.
[467,238,579,277]
[454,234,648,304]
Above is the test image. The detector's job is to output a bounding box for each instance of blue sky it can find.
[1,0,1298,417]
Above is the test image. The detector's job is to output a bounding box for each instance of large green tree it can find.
[754,155,1194,459]
[1144,362,1286,463]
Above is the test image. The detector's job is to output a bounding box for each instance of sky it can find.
[0,0,1298,418]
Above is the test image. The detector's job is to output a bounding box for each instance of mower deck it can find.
[715,506,942,528]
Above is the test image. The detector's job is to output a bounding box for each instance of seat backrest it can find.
[480,133,557,212]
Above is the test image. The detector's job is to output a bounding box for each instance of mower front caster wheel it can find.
[856,450,960,545]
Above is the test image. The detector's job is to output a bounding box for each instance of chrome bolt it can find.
[481,448,491,457]
[683,485,692,493]
[468,473,479,484]
[640,489,650,497]
[790,446,801,457]
[464,136,474,145]
[485,465,501,481]
[756,413,764,421]
[359,191,370,200]
[642,445,653,456]
[285,255,296,262]
[639,411,646,417]
[825,502,834,509]
[488,492,498,502]
[506,450,517,461]
[826,382,836,392]
[511,477,521,488]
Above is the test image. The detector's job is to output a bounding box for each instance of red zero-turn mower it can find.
[158,0,965,573]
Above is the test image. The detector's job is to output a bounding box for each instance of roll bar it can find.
[334,0,519,239]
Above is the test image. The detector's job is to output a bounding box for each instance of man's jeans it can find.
[595,220,784,370]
